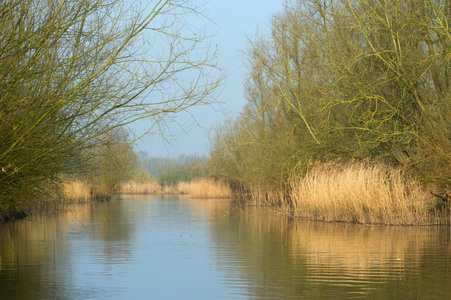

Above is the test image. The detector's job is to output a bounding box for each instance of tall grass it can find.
[121,181,161,194]
[243,185,287,206]
[290,161,442,225]
[62,180,91,203]
[178,178,232,198]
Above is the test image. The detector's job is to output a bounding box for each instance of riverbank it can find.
[4,167,449,226]
[63,178,232,200]
[211,161,450,226]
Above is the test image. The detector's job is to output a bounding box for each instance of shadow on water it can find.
[0,195,450,299]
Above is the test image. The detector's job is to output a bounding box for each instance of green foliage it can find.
[137,153,208,185]
[158,163,181,186]
[179,161,209,182]
[159,157,208,185]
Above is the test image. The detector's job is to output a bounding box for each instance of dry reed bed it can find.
[245,186,287,206]
[121,181,160,194]
[290,162,440,225]
[64,180,161,203]
[62,180,91,203]
[178,178,232,198]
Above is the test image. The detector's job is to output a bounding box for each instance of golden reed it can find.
[178,178,232,198]
[289,161,444,225]
[121,181,161,194]
[62,180,91,203]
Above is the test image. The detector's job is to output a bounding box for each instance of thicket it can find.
[0,0,221,220]
[210,0,451,215]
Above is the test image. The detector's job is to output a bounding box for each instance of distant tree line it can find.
[138,153,208,185]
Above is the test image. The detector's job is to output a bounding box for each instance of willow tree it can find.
[284,0,451,184]
[211,0,451,206]
[210,37,303,202]
[209,1,333,200]
[249,0,451,184]
[0,0,222,218]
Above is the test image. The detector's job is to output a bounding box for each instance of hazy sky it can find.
[136,0,284,158]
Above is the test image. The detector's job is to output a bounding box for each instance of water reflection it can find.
[207,206,451,299]
[0,196,450,299]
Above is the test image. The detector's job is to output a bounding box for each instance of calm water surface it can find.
[0,195,450,299]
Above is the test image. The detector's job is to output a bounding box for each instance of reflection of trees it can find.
[67,200,136,265]
[0,214,71,299]
[0,199,137,299]
[206,205,451,299]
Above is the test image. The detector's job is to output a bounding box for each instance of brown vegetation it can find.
[178,178,232,198]
[63,180,92,204]
[121,181,161,195]
[290,162,441,225]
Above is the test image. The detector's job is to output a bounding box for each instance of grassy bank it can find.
[26,164,449,226]
[120,178,232,198]
[205,161,449,225]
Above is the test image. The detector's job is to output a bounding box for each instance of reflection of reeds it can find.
[121,181,160,194]
[208,207,451,298]
[290,162,441,225]
[292,222,427,271]
[178,178,232,198]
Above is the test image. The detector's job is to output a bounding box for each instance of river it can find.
[0,195,450,299]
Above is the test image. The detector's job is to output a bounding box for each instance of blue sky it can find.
[136,0,284,158]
